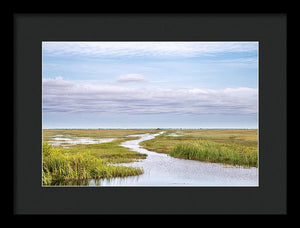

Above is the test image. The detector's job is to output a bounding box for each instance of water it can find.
[48,135,116,147]
[89,132,259,187]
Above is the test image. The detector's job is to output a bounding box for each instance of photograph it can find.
[42,41,259,187]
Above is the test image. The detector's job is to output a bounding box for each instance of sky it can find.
[42,41,258,129]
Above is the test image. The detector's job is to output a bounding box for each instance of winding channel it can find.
[89,132,258,186]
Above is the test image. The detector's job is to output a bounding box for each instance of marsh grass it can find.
[42,129,153,185]
[42,142,143,185]
[140,129,258,167]
[170,140,258,167]
[63,138,146,163]
[43,129,160,140]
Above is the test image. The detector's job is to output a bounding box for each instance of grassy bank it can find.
[170,140,257,167]
[140,129,258,167]
[42,129,154,185]
[42,142,143,185]
[42,129,156,185]
[62,139,147,163]
[42,129,160,142]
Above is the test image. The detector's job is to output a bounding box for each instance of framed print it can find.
[14,13,287,214]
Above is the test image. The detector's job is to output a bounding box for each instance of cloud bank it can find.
[43,77,258,115]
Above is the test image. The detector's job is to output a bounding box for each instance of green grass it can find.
[62,139,146,164]
[42,142,143,185]
[140,129,258,167]
[42,128,160,141]
[42,129,156,185]
[170,140,258,167]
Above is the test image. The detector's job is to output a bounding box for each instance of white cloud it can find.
[42,77,258,115]
[42,42,258,58]
[116,74,148,83]
[42,77,74,90]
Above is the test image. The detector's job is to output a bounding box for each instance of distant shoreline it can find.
[42,128,258,130]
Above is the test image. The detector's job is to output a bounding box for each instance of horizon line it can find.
[42,127,258,130]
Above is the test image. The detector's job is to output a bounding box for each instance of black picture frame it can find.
[13,13,287,214]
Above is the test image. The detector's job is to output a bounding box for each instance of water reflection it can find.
[49,179,89,186]
[47,135,116,147]
[89,175,142,186]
